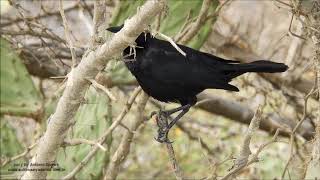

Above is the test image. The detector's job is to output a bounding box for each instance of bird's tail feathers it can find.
[236,60,288,73]
[225,60,288,79]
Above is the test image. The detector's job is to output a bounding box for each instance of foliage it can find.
[0,118,24,174]
[0,38,42,117]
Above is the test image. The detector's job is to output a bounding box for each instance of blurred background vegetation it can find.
[0,0,319,179]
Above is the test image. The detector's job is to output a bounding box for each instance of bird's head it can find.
[107,24,151,47]
[107,24,150,34]
[106,24,124,33]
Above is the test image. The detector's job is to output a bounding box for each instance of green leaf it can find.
[159,1,203,37]
[0,38,42,117]
[0,118,23,157]
[0,118,24,175]
[105,60,136,85]
[159,0,218,49]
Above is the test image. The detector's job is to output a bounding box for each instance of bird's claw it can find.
[154,137,173,144]
[156,127,169,143]
[155,111,173,143]
[160,110,170,118]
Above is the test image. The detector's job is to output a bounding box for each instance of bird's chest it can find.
[123,47,154,74]
[122,45,201,103]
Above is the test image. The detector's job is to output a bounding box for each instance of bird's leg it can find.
[155,104,191,143]
[167,107,190,129]
[159,104,192,117]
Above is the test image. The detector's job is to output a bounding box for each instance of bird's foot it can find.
[154,137,173,144]
[154,126,173,143]
[154,110,173,144]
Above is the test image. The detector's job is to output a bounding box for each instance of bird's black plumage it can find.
[107,25,288,142]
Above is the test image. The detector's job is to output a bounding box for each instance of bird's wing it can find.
[141,42,239,91]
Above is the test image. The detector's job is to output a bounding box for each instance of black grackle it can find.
[107,25,288,143]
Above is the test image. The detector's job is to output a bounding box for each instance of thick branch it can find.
[21,1,166,179]
[196,92,315,140]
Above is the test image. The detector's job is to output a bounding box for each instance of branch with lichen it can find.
[20,0,167,179]
[221,106,262,180]
[274,1,320,178]
[221,107,280,180]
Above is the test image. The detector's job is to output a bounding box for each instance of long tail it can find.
[236,60,288,73]
[227,60,288,78]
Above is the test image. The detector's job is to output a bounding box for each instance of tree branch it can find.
[59,0,77,67]
[196,92,315,140]
[178,0,212,44]
[104,92,149,180]
[221,129,280,180]
[221,107,263,180]
[165,143,184,180]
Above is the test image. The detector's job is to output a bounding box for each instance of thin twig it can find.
[178,0,212,44]
[63,138,106,151]
[166,143,184,180]
[173,10,193,42]
[221,106,263,180]
[299,3,320,177]
[176,122,215,156]
[59,0,77,68]
[221,129,280,180]
[288,13,307,40]
[0,3,92,27]
[1,142,38,167]
[88,78,117,101]
[0,29,65,43]
[274,0,293,8]
[281,84,317,179]
[153,111,184,179]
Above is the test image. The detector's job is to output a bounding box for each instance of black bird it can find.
[107,25,288,143]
